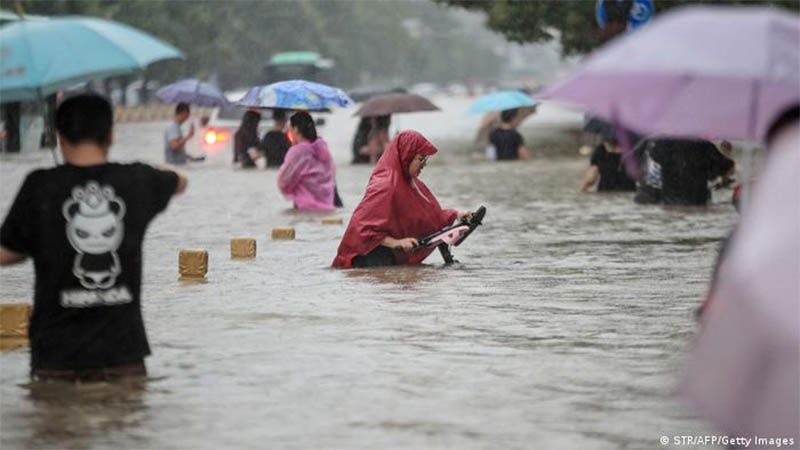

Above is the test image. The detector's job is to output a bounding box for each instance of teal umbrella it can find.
[467,90,539,114]
[0,16,183,102]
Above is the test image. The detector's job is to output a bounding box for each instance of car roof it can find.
[268,51,320,66]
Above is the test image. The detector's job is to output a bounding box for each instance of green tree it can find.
[439,0,800,55]
[15,0,505,89]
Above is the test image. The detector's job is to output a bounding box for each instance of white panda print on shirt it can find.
[60,181,132,307]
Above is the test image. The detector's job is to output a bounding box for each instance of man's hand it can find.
[396,237,419,251]
[175,172,188,195]
[0,246,26,266]
[457,210,473,222]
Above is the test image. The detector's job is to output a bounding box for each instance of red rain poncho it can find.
[332,131,457,268]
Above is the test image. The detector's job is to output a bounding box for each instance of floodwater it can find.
[0,97,735,449]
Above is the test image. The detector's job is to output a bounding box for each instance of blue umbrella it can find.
[236,79,353,111]
[0,16,183,102]
[156,79,228,107]
[467,90,539,114]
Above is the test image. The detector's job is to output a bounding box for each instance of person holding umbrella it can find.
[351,118,372,165]
[164,102,204,165]
[580,126,639,193]
[488,108,530,161]
[260,109,291,168]
[157,79,229,166]
[631,137,734,205]
[233,110,262,168]
[351,93,439,165]
[468,91,538,161]
[237,80,350,205]
[361,115,391,164]
[539,4,799,440]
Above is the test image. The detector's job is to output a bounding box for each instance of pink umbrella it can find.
[540,5,799,143]
[682,126,799,441]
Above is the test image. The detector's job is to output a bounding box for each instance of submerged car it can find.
[196,90,251,156]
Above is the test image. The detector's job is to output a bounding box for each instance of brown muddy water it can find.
[0,97,736,449]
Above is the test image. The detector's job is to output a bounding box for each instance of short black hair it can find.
[375,115,391,129]
[290,111,317,141]
[55,93,113,146]
[766,104,799,145]
[500,108,518,123]
[272,108,287,122]
[175,102,190,115]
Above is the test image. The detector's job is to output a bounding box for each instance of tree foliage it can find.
[16,0,505,89]
[440,0,800,55]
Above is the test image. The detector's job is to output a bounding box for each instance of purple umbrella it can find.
[156,78,229,107]
[541,5,799,143]
[683,129,799,441]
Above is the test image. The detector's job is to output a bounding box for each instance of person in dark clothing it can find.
[0,94,187,382]
[2,102,21,153]
[362,115,391,164]
[580,132,637,192]
[488,108,529,160]
[40,94,58,149]
[632,138,663,204]
[351,118,372,164]
[634,138,735,206]
[261,109,291,168]
[234,110,261,168]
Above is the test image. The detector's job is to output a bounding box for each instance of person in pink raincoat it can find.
[277,112,341,211]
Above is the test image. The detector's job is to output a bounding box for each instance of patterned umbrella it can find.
[236,80,352,112]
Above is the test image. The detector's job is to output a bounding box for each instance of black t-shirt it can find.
[0,162,178,370]
[261,130,291,168]
[489,128,524,160]
[647,139,734,205]
[590,145,636,192]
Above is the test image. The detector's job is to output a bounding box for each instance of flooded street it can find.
[1,97,735,449]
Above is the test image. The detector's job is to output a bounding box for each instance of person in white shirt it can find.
[164,102,194,165]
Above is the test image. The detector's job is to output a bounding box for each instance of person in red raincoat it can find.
[332,130,471,268]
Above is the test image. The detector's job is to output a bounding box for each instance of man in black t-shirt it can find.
[488,108,530,161]
[580,132,637,192]
[0,94,187,381]
[261,109,291,168]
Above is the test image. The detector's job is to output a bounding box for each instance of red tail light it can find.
[203,128,230,145]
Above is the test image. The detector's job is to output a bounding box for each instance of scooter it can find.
[416,205,486,264]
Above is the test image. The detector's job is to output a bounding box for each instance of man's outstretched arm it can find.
[0,246,26,266]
